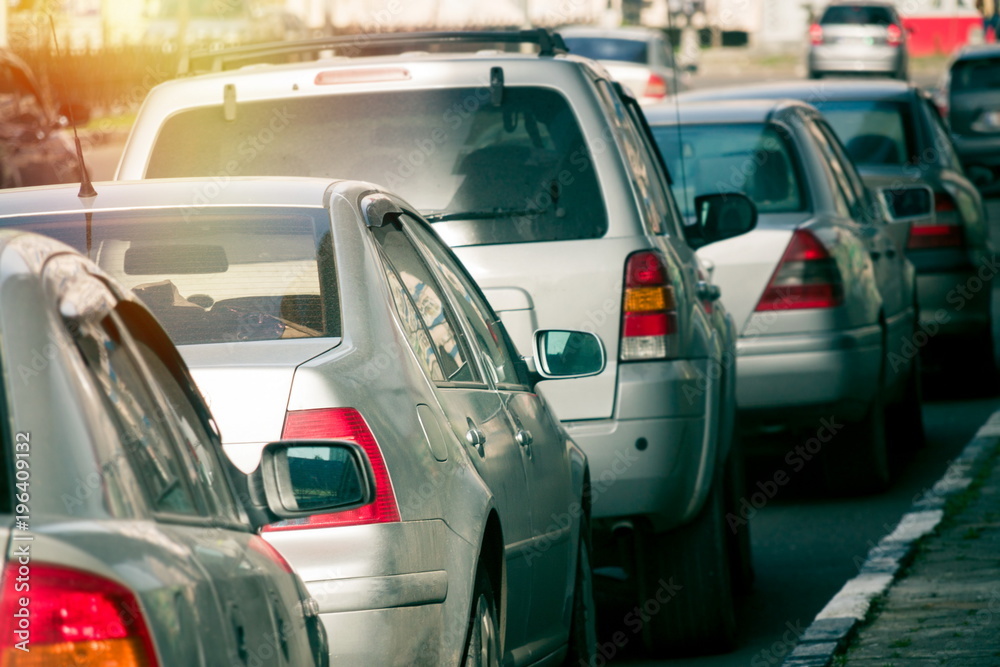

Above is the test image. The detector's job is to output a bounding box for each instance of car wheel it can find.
[563,515,597,666]
[636,479,737,656]
[723,442,754,595]
[885,351,925,464]
[822,386,890,495]
[463,565,501,667]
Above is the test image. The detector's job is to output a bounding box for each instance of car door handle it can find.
[697,281,721,302]
[515,429,533,447]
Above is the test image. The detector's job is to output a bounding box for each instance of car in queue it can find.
[807,1,909,80]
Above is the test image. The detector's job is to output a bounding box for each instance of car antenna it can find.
[667,9,690,218]
[48,15,96,199]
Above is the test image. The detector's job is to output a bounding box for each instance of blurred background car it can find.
[0,49,82,188]
[560,25,690,103]
[115,30,758,656]
[681,80,995,382]
[0,176,602,667]
[807,1,909,80]
[647,99,923,492]
[939,43,1000,199]
[0,229,330,667]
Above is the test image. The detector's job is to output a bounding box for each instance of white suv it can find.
[117,30,756,655]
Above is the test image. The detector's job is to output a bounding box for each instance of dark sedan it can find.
[679,80,994,380]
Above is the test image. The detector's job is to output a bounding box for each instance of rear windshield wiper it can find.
[423,208,540,223]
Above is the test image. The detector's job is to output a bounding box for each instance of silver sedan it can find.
[0,177,602,667]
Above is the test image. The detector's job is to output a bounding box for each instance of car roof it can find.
[0,177,348,219]
[644,99,809,125]
[559,26,663,41]
[822,0,896,8]
[952,42,1000,62]
[678,79,914,104]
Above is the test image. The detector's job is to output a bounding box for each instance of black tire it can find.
[563,516,597,666]
[462,565,501,667]
[723,444,754,595]
[635,480,737,657]
[885,352,925,465]
[822,388,891,495]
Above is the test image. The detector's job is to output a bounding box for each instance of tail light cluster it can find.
[907,191,965,250]
[621,251,679,361]
[755,229,843,312]
[886,24,904,46]
[0,563,159,666]
[809,24,824,45]
[265,407,400,531]
[644,73,669,100]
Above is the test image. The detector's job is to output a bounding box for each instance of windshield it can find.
[951,57,1000,93]
[650,122,806,216]
[145,87,607,247]
[811,100,916,166]
[3,207,338,345]
[563,37,649,64]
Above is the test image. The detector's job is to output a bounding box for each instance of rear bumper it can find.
[736,325,882,430]
[265,520,474,666]
[809,46,903,73]
[561,358,716,533]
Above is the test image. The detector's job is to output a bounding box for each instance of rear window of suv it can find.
[562,37,648,64]
[951,57,1000,93]
[145,87,607,246]
[820,5,896,25]
[7,207,339,344]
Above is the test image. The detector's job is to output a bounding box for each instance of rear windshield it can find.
[951,57,1000,93]
[146,87,607,246]
[811,100,916,166]
[2,208,338,344]
[650,122,807,215]
[563,37,648,64]
[820,5,896,25]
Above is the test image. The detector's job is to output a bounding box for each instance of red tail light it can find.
[265,407,400,531]
[907,192,964,249]
[755,230,843,311]
[644,73,669,99]
[886,24,903,46]
[809,24,824,45]
[0,563,160,666]
[621,251,679,361]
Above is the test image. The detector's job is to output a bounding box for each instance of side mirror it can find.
[877,184,934,224]
[528,330,606,385]
[253,440,372,523]
[687,193,758,249]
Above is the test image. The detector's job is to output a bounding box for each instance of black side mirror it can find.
[687,193,758,249]
[877,184,934,223]
[249,440,373,527]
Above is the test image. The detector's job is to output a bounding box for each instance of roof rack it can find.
[181,29,568,75]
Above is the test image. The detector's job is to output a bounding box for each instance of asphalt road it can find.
[605,395,1000,667]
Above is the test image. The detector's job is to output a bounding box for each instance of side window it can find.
[130,336,242,525]
[71,310,200,516]
[371,224,479,385]
[807,118,864,219]
[922,99,964,173]
[405,217,525,389]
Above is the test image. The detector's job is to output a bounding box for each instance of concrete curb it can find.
[780,410,1000,667]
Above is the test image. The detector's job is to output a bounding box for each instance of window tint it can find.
[951,57,1000,93]
[372,224,477,385]
[652,122,807,216]
[922,99,965,173]
[145,88,607,246]
[563,37,649,64]
[71,311,199,516]
[405,216,524,388]
[813,100,917,167]
[132,338,241,524]
[820,5,896,25]
[10,208,337,345]
[806,118,863,218]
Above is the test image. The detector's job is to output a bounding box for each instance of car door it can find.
[406,217,577,654]
[367,218,537,650]
[67,282,293,667]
